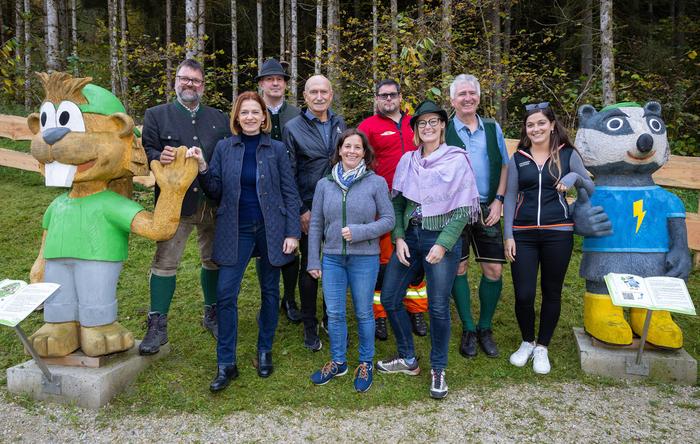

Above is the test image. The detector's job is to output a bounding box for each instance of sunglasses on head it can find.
[525,101,550,111]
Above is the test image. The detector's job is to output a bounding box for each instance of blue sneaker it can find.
[310,361,348,385]
[353,361,373,393]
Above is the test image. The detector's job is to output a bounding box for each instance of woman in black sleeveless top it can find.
[502,103,594,375]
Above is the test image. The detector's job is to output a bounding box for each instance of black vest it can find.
[512,145,574,228]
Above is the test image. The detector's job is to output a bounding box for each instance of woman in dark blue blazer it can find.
[188,91,301,392]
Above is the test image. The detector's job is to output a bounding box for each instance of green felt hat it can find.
[410,100,448,129]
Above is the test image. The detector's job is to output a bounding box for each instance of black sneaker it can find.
[281,299,302,324]
[430,368,448,399]
[303,324,322,352]
[375,317,388,341]
[139,312,168,355]
[477,327,499,358]
[202,304,218,340]
[410,312,427,336]
[459,330,478,358]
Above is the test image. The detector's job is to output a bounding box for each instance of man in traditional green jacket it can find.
[446,74,509,360]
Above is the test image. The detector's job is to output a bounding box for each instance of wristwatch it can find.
[495,194,505,203]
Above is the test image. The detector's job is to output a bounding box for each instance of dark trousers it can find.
[510,229,573,346]
[299,232,327,328]
[216,221,280,365]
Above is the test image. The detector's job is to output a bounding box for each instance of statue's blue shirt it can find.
[582,186,685,253]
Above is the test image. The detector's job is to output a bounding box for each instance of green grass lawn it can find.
[0,138,698,418]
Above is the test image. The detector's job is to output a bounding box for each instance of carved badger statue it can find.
[573,101,691,349]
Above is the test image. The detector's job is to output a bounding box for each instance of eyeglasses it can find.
[376,92,399,100]
[417,118,441,129]
[525,101,550,111]
[176,76,204,87]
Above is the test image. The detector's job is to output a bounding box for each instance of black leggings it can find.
[510,230,573,346]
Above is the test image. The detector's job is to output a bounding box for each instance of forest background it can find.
[0,0,698,152]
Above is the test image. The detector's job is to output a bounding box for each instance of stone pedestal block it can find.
[573,327,697,385]
[6,341,170,409]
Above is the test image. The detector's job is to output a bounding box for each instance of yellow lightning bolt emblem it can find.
[633,199,646,233]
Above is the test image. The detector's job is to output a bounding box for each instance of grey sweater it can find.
[307,171,395,271]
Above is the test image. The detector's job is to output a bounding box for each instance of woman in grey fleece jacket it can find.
[307,128,395,393]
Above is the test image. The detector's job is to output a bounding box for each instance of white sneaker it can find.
[532,345,551,375]
[509,341,536,367]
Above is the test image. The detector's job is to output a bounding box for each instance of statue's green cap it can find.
[77,84,141,137]
[600,101,641,112]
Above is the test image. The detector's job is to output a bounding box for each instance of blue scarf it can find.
[332,160,366,191]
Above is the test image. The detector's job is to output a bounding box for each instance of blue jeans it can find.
[216,221,281,366]
[380,226,461,369]
[321,254,379,363]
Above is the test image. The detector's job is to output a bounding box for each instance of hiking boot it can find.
[202,304,218,340]
[509,341,536,367]
[375,317,388,341]
[303,324,322,352]
[430,368,448,399]
[354,361,373,393]
[532,345,551,375]
[459,330,478,358]
[376,356,420,375]
[139,312,168,355]
[310,361,347,385]
[477,327,499,358]
[410,312,427,336]
[281,299,302,324]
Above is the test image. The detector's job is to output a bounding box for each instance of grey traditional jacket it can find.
[307,170,395,271]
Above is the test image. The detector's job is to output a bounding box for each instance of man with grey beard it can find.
[139,59,231,355]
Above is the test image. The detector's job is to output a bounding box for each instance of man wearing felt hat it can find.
[256,58,303,323]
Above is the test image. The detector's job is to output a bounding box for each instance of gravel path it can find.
[2,381,698,442]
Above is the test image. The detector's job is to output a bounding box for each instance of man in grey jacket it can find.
[256,58,303,323]
[283,75,347,351]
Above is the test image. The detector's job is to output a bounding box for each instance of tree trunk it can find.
[372,0,377,82]
[600,0,615,105]
[581,0,593,77]
[24,0,30,110]
[185,0,197,59]
[257,0,263,71]
[290,0,297,103]
[70,0,77,74]
[231,0,238,100]
[390,0,397,74]
[417,0,424,22]
[489,0,502,121]
[58,0,68,59]
[314,0,322,74]
[198,0,205,56]
[108,0,118,93]
[441,0,452,97]
[166,0,172,100]
[46,0,60,71]
[120,0,128,111]
[672,0,686,56]
[279,0,285,59]
[327,0,339,95]
[15,0,22,68]
[0,0,4,47]
[502,0,511,127]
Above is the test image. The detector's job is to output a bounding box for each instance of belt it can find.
[409,217,421,226]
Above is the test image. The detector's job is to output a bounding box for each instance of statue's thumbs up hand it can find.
[572,188,613,237]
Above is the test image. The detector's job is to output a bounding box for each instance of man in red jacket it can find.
[358,79,428,341]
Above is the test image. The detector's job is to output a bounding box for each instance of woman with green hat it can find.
[375,99,480,399]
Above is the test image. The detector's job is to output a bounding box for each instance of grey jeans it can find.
[150,201,218,276]
[44,258,123,326]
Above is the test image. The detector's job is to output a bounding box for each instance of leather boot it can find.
[139,312,168,355]
[281,299,302,324]
[257,351,273,378]
[210,364,239,392]
[202,304,218,340]
[375,317,388,341]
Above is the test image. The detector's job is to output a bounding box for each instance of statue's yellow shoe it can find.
[584,292,633,345]
[80,322,135,357]
[630,308,683,349]
[28,321,80,357]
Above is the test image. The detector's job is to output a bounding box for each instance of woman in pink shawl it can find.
[375,100,480,399]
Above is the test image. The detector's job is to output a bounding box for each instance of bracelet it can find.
[494,194,505,203]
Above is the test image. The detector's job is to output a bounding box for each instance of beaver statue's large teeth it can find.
[44,161,77,187]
